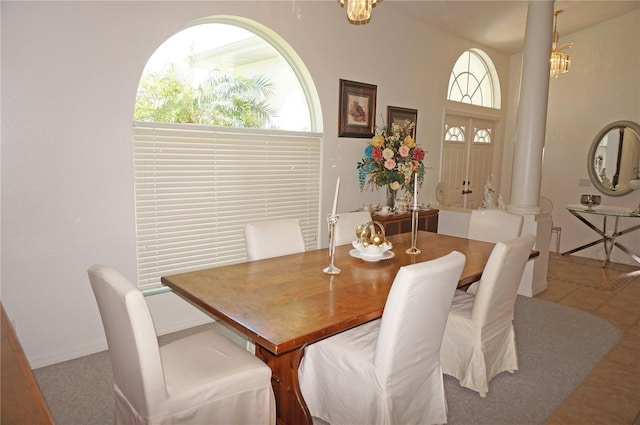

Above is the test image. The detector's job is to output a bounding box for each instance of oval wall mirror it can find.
[587,120,640,197]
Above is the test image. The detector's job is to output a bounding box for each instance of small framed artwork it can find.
[338,79,377,138]
[387,106,418,138]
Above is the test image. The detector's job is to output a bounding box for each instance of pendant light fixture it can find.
[339,0,377,25]
[550,10,573,79]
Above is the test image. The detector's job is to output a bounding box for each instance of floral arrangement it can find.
[357,120,426,196]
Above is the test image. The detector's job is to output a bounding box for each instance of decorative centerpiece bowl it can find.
[580,194,601,209]
[352,240,393,258]
[352,221,393,259]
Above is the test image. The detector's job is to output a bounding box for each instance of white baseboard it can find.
[31,316,215,369]
[31,341,109,370]
[155,316,214,337]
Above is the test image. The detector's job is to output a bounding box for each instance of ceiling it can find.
[382,1,640,54]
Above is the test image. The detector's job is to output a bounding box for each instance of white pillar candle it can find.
[332,177,340,216]
[413,173,418,208]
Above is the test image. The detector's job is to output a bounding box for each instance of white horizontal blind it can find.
[133,122,322,290]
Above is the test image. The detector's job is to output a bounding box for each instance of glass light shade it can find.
[339,0,376,24]
[549,10,572,79]
[550,50,571,79]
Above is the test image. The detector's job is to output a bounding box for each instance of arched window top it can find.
[447,48,501,109]
[135,16,322,132]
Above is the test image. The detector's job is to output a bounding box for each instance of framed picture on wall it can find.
[387,106,418,139]
[338,79,377,138]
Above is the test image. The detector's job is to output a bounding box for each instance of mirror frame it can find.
[587,120,640,197]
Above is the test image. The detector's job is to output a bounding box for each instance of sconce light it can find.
[550,10,573,79]
[339,0,377,25]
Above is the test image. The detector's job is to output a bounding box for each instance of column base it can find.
[517,212,551,297]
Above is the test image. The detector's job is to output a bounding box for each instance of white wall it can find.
[1,1,638,368]
[1,1,512,367]
[540,11,640,264]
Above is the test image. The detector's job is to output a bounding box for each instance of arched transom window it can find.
[447,48,501,109]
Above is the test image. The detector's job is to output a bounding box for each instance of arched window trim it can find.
[469,48,501,110]
[186,15,324,132]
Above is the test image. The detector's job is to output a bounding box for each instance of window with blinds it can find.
[133,121,322,290]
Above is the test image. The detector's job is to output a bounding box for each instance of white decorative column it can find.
[508,1,554,296]
[509,0,554,214]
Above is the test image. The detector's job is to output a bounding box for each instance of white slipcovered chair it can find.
[299,251,466,425]
[440,234,536,397]
[467,208,524,244]
[466,208,524,293]
[244,218,305,352]
[244,218,305,261]
[88,265,275,425]
[334,211,372,246]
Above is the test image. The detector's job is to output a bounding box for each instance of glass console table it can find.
[563,205,640,266]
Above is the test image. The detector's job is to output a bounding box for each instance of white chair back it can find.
[374,251,466,420]
[471,234,537,325]
[334,211,372,246]
[244,218,305,261]
[468,209,523,243]
[88,265,165,418]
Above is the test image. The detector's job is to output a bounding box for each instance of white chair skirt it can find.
[440,291,518,396]
[114,331,275,425]
[299,320,447,425]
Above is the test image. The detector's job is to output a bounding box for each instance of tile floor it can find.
[539,254,640,425]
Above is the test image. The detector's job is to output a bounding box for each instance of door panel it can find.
[467,146,492,208]
[442,142,466,207]
[442,115,468,208]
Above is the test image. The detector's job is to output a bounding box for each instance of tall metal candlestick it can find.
[323,213,341,274]
[405,206,421,255]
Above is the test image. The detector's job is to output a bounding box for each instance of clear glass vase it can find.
[385,185,397,209]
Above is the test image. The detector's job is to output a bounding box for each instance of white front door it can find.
[441,115,495,209]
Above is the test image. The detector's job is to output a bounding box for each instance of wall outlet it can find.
[578,178,592,187]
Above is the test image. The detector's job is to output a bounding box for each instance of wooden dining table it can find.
[162,231,536,425]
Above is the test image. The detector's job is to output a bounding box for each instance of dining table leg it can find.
[256,345,312,425]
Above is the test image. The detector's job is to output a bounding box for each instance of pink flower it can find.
[399,145,410,157]
[372,148,383,161]
[413,147,425,162]
[384,158,396,170]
